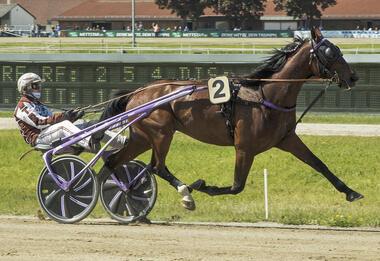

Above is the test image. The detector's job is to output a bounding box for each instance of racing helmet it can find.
[17,73,42,96]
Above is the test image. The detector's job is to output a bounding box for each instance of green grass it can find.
[0,130,379,227]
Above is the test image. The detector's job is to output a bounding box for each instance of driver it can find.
[14,72,127,154]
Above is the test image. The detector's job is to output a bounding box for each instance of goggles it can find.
[31,82,42,90]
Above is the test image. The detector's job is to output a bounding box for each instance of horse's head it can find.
[310,27,358,89]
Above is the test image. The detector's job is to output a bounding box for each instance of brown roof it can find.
[53,0,380,22]
[321,0,380,18]
[55,0,180,21]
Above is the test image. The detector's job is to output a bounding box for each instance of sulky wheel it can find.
[37,155,99,224]
[100,160,157,223]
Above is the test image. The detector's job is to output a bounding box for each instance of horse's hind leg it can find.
[98,129,152,181]
[150,132,196,210]
[276,133,363,202]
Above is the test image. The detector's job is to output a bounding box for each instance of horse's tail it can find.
[98,90,132,123]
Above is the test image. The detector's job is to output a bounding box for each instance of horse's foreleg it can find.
[276,133,363,202]
[190,149,254,196]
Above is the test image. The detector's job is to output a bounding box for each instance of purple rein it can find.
[262,100,296,112]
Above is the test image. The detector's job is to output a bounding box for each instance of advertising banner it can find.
[295,30,380,38]
[67,30,292,38]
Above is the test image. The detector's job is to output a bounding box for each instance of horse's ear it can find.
[311,26,324,43]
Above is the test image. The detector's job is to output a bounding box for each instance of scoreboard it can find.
[0,54,379,112]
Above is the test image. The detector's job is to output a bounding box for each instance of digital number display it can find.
[0,63,253,84]
[0,62,379,113]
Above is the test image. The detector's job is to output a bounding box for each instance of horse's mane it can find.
[244,37,309,85]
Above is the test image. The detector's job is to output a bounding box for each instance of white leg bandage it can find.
[177,185,193,203]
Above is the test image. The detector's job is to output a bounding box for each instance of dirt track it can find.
[0,217,379,261]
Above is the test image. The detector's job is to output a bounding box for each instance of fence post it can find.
[264,169,268,219]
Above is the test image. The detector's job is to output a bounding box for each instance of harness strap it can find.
[295,82,330,126]
[220,81,240,140]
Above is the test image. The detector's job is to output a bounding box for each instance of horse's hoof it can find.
[346,191,364,202]
[181,199,196,211]
[178,185,196,211]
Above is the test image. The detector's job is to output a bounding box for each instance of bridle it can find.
[309,37,343,78]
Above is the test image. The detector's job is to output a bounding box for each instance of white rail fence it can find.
[0,45,377,54]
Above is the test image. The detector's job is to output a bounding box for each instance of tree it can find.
[155,0,211,30]
[210,0,267,30]
[273,0,337,29]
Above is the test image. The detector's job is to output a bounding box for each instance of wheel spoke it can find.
[70,162,75,180]
[69,195,89,208]
[57,161,70,181]
[130,195,150,201]
[124,165,132,183]
[108,191,123,213]
[124,195,137,217]
[132,175,146,190]
[60,195,69,218]
[44,189,62,208]
[73,177,93,192]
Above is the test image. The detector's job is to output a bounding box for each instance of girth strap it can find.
[219,81,240,140]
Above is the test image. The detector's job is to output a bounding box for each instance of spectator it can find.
[138,22,143,31]
[51,26,56,37]
[184,26,189,32]
[56,24,61,37]
[153,23,160,37]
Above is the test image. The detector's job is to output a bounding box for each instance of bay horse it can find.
[94,27,363,211]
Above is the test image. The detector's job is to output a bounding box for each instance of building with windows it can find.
[0,3,35,32]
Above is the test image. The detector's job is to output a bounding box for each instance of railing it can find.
[0,45,379,54]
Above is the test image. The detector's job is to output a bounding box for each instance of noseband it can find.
[309,38,343,77]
